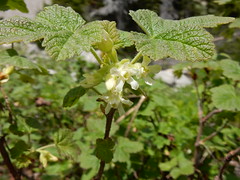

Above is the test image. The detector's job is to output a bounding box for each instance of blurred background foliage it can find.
[0,0,240,179]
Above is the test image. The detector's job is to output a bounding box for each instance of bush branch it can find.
[215,147,240,180]
[94,108,116,180]
[0,136,21,180]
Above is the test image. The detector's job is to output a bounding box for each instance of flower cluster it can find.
[102,58,160,114]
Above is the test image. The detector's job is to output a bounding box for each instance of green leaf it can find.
[63,86,87,107]
[114,30,134,48]
[229,18,240,28]
[0,17,45,44]
[214,0,232,5]
[0,5,103,61]
[0,0,28,13]
[95,138,114,163]
[113,137,143,163]
[178,154,194,175]
[80,65,111,88]
[54,129,79,158]
[0,49,40,70]
[159,157,178,171]
[220,60,240,81]
[129,10,234,61]
[179,15,235,28]
[210,85,240,111]
[98,20,120,49]
[36,5,102,60]
[170,168,182,179]
[10,140,29,159]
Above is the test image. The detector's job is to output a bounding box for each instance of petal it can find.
[144,76,154,85]
[106,77,116,90]
[127,77,139,90]
[115,79,124,92]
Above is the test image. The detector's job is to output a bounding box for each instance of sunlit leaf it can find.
[129,10,234,61]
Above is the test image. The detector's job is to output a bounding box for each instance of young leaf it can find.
[0,49,41,70]
[95,138,115,163]
[54,129,79,158]
[63,86,87,107]
[115,30,134,48]
[129,10,234,61]
[80,65,111,88]
[37,150,58,168]
[220,59,240,81]
[211,85,240,111]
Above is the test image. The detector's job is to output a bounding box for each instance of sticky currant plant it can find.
[0,4,235,179]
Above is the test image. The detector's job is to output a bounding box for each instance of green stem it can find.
[37,144,55,151]
[90,48,102,65]
[91,87,102,96]
[131,52,142,64]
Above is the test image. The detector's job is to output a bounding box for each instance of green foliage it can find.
[0,3,238,180]
[159,153,194,178]
[9,140,29,159]
[63,86,87,107]
[0,0,28,13]
[229,18,240,28]
[0,49,40,70]
[220,59,240,80]
[129,9,234,61]
[211,84,240,111]
[95,138,114,163]
[54,129,79,158]
[113,137,143,163]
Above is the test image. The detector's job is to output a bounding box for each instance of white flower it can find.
[102,90,133,114]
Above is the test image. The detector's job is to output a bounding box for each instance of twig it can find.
[94,108,116,180]
[0,85,14,123]
[199,119,227,144]
[201,109,222,124]
[124,96,146,137]
[215,147,240,180]
[0,136,21,180]
[116,96,146,124]
[193,78,204,168]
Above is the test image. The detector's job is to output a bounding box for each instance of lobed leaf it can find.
[54,129,79,158]
[129,9,234,61]
[0,17,45,44]
[116,30,134,48]
[210,85,240,111]
[95,138,115,163]
[220,59,240,81]
[0,5,103,61]
[36,4,85,32]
